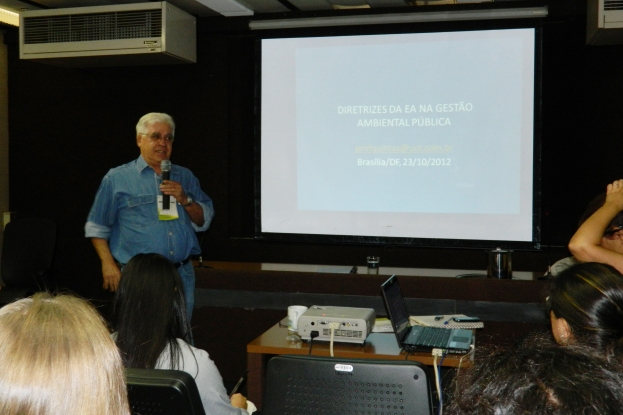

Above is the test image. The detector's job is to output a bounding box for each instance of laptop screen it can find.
[381,275,411,344]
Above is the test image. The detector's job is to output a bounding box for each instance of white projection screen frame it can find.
[258,25,541,249]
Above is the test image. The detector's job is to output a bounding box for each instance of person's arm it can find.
[180,197,205,227]
[188,345,248,415]
[569,179,623,273]
[85,174,121,291]
[91,237,121,292]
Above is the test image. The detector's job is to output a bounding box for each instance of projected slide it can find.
[261,28,536,244]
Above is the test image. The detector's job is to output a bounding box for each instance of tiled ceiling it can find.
[0,0,513,17]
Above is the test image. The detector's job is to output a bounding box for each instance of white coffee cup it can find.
[287,305,308,332]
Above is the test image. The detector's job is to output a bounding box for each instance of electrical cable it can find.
[457,347,475,376]
[432,349,444,415]
[544,210,553,279]
[308,331,319,355]
[438,352,446,415]
[329,323,340,357]
[194,231,211,268]
[447,347,476,405]
[433,354,441,413]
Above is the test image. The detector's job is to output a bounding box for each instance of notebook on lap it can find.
[381,275,473,354]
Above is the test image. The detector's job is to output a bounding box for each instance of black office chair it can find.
[262,355,433,415]
[126,368,206,415]
[0,218,57,306]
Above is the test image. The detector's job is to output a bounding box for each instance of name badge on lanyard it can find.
[158,195,180,221]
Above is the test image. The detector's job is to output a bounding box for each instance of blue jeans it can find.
[177,261,195,323]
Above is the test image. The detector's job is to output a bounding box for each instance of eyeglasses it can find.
[140,132,174,143]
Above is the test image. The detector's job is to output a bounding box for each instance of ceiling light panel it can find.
[367,0,415,5]
[238,0,290,13]
[194,0,254,16]
[287,0,337,10]
[329,0,369,6]
[35,0,113,6]
[0,6,18,25]
[0,0,42,13]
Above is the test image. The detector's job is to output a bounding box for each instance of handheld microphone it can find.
[161,160,171,209]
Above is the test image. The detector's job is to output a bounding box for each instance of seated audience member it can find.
[547,262,623,360]
[0,293,130,415]
[112,253,255,415]
[549,186,623,276]
[446,333,623,415]
[567,179,623,274]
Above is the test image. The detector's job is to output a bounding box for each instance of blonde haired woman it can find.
[0,293,130,415]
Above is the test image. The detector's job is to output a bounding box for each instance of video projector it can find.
[298,305,376,344]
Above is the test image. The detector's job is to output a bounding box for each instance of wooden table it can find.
[246,321,473,409]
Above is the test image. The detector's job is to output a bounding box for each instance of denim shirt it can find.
[85,156,214,264]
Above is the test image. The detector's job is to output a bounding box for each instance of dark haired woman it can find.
[548,262,623,360]
[446,333,623,415]
[112,253,254,415]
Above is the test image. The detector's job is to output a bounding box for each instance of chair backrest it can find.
[1,218,57,289]
[126,368,206,415]
[262,355,433,415]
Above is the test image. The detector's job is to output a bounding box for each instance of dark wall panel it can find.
[7,32,230,298]
[540,14,623,248]
[5,1,623,297]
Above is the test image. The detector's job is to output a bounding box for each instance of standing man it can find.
[85,112,214,321]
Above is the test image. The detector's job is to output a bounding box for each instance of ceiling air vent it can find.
[19,2,196,67]
[587,0,623,45]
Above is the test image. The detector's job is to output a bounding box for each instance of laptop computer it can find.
[381,275,474,353]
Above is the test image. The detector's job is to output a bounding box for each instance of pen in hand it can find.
[229,369,249,398]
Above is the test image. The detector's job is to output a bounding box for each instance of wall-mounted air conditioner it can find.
[587,0,623,45]
[19,2,196,67]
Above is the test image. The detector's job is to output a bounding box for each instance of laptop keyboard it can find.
[411,327,451,348]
